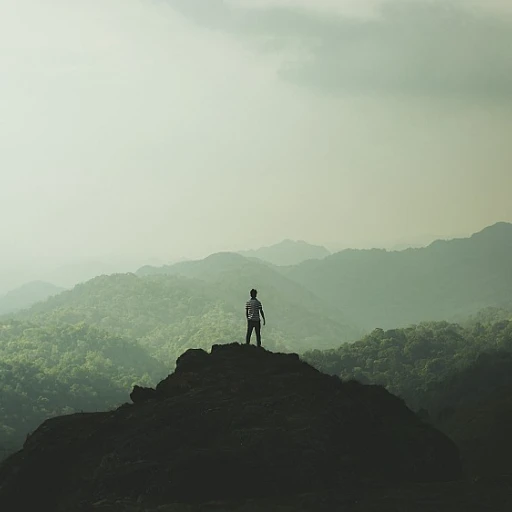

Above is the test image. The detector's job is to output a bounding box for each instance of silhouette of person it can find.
[245,288,266,347]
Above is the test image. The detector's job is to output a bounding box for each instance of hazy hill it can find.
[0,344,463,511]
[18,266,361,365]
[283,223,512,330]
[42,260,133,289]
[238,239,330,266]
[0,281,64,315]
[137,252,361,350]
[464,306,512,326]
[19,273,239,364]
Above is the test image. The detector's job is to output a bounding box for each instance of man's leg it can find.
[255,321,261,347]
[246,321,254,344]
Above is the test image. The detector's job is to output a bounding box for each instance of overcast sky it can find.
[1,0,512,289]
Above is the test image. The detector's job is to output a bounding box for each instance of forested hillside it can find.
[139,252,361,350]
[303,314,512,410]
[0,321,166,452]
[283,222,512,329]
[18,267,360,364]
[303,312,512,477]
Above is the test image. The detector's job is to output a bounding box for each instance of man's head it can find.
[250,288,257,298]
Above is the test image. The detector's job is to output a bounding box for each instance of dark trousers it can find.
[246,320,261,346]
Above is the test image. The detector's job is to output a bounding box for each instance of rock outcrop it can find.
[0,343,462,511]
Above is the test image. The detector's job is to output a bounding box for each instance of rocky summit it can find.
[0,343,463,511]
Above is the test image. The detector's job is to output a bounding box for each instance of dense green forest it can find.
[303,309,512,410]
[20,264,360,362]
[0,321,165,452]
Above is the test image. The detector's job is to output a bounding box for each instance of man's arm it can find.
[260,304,266,325]
[245,302,249,319]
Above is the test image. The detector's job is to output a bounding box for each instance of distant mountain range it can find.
[135,221,512,338]
[137,252,361,348]
[0,281,64,315]
[238,239,330,266]
[9,222,512,349]
[281,222,512,329]
[24,252,360,360]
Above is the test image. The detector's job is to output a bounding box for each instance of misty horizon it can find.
[0,222,501,293]
[2,0,511,290]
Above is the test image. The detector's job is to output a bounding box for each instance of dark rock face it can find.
[0,343,462,511]
[130,385,157,404]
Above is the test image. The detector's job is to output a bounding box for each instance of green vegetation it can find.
[19,273,242,364]
[0,320,165,451]
[303,316,512,410]
[21,259,360,362]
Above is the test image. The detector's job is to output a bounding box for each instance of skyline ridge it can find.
[1,221,511,295]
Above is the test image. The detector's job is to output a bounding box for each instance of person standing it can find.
[245,288,266,347]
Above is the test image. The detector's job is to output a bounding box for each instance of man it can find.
[245,288,266,347]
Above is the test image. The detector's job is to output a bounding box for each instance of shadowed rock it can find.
[0,343,462,511]
[130,385,157,404]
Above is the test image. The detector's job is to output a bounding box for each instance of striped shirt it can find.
[246,298,263,321]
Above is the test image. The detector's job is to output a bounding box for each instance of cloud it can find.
[165,0,512,99]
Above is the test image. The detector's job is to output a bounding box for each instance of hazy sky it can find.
[1,0,512,289]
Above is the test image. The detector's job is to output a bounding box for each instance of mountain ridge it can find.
[0,281,65,316]
[17,269,361,364]
[281,222,512,329]
[238,239,331,266]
